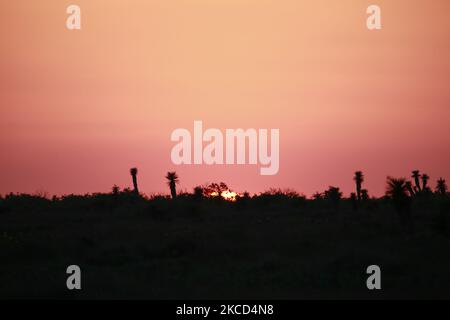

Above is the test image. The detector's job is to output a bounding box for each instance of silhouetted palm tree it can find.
[386,177,411,222]
[130,168,139,195]
[412,170,421,192]
[386,177,408,199]
[436,178,448,195]
[421,174,430,191]
[405,181,415,197]
[354,171,364,202]
[166,172,179,199]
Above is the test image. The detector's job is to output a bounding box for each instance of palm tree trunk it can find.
[170,183,177,199]
[356,183,362,202]
[422,179,428,191]
[132,175,139,195]
[414,177,421,192]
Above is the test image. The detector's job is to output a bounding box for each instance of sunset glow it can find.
[210,190,239,202]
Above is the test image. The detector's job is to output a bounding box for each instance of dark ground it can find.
[1,192,449,299]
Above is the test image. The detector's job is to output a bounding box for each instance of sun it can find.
[210,190,239,202]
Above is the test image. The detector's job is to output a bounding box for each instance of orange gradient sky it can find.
[1,0,449,197]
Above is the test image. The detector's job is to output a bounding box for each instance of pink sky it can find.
[1,0,449,197]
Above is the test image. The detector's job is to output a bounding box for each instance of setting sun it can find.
[210,190,239,202]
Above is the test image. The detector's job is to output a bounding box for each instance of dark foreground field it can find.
[1,192,449,299]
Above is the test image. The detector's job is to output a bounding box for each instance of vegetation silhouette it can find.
[421,173,430,192]
[0,168,449,299]
[130,168,139,195]
[412,170,421,193]
[385,177,411,223]
[436,178,448,195]
[361,189,369,202]
[165,172,179,199]
[323,186,342,212]
[405,181,415,197]
[353,171,364,203]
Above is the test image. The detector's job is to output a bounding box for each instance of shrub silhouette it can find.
[324,186,342,211]
[202,182,229,199]
[361,189,369,202]
[112,185,120,196]
[193,186,204,200]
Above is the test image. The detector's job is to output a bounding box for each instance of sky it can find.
[1,0,449,197]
